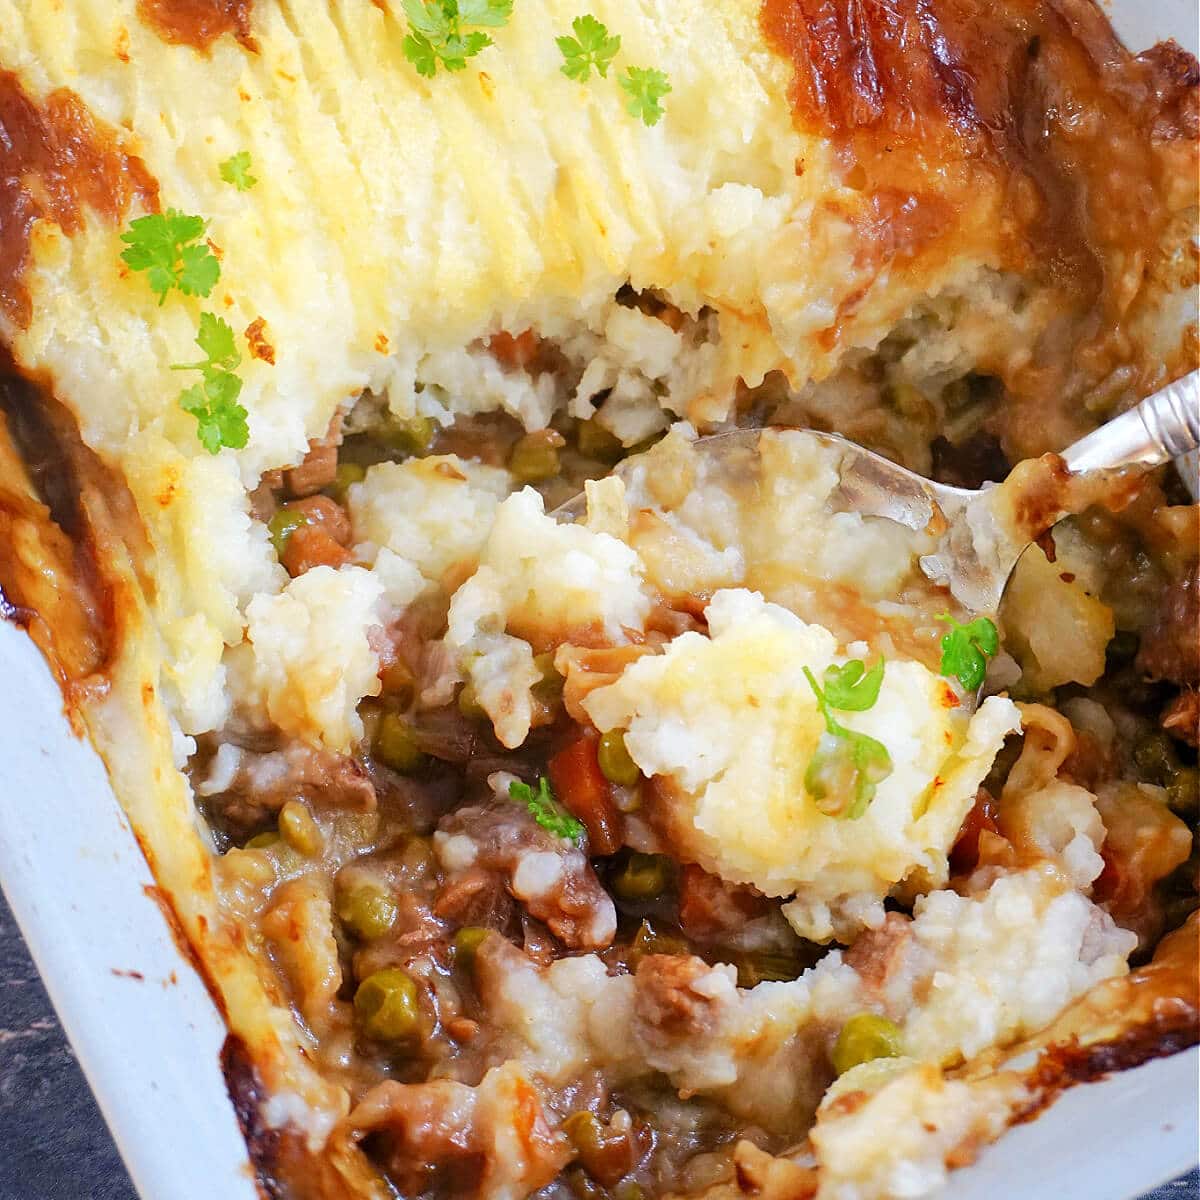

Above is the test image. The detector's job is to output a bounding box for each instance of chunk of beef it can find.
[347,1063,568,1199]
[633,953,728,1040]
[435,792,616,950]
[278,494,353,576]
[197,740,375,836]
[843,912,914,996]
[1137,573,1199,684]
[678,865,772,943]
[284,413,343,498]
[1161,688,1199,748]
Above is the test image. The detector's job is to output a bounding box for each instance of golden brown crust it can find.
[245,317,278,366]
[761,0,1200,453]
[0,378,123,717]
[0,72,159,330]
[0,372,350,1186]
[137,0,258,54]
[1008,915,1200,1124]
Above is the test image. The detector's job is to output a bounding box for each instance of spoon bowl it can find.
[557,370,1199,616]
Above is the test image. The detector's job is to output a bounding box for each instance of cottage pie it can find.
[0,1,1196,1197]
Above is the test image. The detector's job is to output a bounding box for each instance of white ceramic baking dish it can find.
[0,2,1196,1196]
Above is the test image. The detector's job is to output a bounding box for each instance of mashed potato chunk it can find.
[348,455,510,598]
[584,589,1021,940]
[481,867,1131,1136]
[445,487,653,746]
[243,565,385,751]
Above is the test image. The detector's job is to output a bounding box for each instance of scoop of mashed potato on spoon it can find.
[583,588,1020,941]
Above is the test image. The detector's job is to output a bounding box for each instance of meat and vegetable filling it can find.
[185,327,1197,1198]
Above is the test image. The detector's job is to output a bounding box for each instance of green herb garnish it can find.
[557,14,621,81]
[120,209,220,305]
[171,313,249,454]
[618,65,670,126]
[937,615,999,691]
[803,661,892,820]
[509,776,585,845]
[219,151,257,192]
[819,658,886,712]
[401,0,513,77]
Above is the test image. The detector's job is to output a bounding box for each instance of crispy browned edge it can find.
[223,1037,284,1200]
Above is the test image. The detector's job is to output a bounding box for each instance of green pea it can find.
[267,507,308,557]
[354,968,420,1041]
[1133,733,1176,784]
[384,415,435,457]
[373,712,427,774]
[576,418,624,463]
[598,729,640,787]
[330,461,366,500]
[831,1012,904,1076]
[244,831,280,851]
[453,925,491,969]
[1166,766,1199,818]
[886,382,932,419]
[400,835,436,876]
[508,431,564,483]
[278,800,322,857]
[563,1111,606,1157]
[611,853,670,902]
[336,883,398,941]
[532,652,564,701]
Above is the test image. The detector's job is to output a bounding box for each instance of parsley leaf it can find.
[401,0,513,77]
[120,209,220,305]
[619,65,670,126]
[509,776,585,845]
[557,14,621,81]
[171,313,249,454]
[937,614,1000,691]
[821,658,886,712]
[804,730,893,821]
[219,150,257,191]
[803,663,893,819]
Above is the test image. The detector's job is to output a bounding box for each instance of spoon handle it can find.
[1062,370,1199,474]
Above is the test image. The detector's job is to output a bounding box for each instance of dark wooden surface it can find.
[0,889,1195,1200]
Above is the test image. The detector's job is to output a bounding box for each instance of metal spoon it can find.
[558,370,1199,614]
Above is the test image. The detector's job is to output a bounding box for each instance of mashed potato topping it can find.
[347,455,511,593]
[480,866,1133,1134]
[242,565,385,751]
[584,589,1022,940]
[445,486,653,745]
[451,486,652,647]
